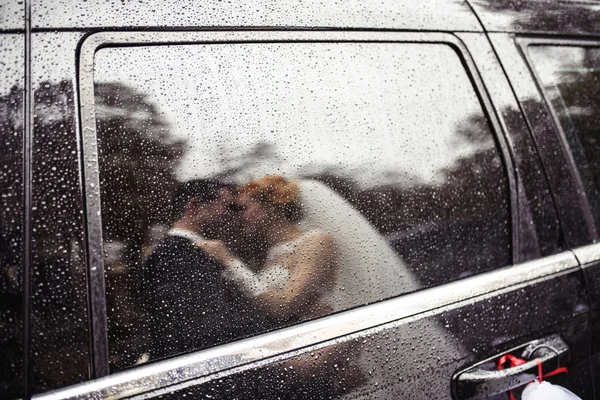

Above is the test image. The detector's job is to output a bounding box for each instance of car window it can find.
[92,41,511,370]
[527,44,600,234]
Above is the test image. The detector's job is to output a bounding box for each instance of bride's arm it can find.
[221,259,271,296]
[195,240,269,296]
[258,232,336,315]
[197,235,337,316]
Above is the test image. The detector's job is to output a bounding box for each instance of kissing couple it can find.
[143,174,417,359]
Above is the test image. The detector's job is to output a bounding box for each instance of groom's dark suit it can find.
[142,233,262,360]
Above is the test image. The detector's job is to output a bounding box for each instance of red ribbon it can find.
[496,354,569,400]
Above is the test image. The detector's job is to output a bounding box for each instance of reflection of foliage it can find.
[0,85,23,398]
[451,113,493,149]
[215,141,281,182]
[1,80,188,389]
[33,80,82,248]
[28,80,186,265]
[474,0,599,33]
[548,60,600,224]
[95,82,186,259]
[0,84,24,275]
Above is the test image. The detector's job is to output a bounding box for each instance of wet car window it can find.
[528,45,600,232]
[92,42,511,370]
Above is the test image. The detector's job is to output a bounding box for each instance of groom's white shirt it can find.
[167,227,205,243]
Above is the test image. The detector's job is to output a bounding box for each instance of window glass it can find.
[93,42,511,370]
[528,45,600,232]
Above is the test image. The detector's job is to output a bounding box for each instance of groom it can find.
[142,179,261,360]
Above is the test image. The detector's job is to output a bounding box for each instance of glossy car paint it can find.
[0,0,598,399]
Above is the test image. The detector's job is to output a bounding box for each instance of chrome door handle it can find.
[452,334,569,400]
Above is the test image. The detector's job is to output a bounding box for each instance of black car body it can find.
[1,0,600,399]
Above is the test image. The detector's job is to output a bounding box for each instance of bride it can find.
[197,174,420,320]
[197,175,338,321]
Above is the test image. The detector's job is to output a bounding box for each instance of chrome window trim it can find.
[516,37,600,241]
[573,242,600,265]
[34,250,578,400]
[76,29,518,386]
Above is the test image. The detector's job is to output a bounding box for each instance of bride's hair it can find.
[241,175,303,221]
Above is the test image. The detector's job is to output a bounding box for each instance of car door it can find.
[25,26,594,400]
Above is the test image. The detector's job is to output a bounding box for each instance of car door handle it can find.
[452,334,569,400]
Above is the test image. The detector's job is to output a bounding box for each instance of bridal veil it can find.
[297,179,420,312]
